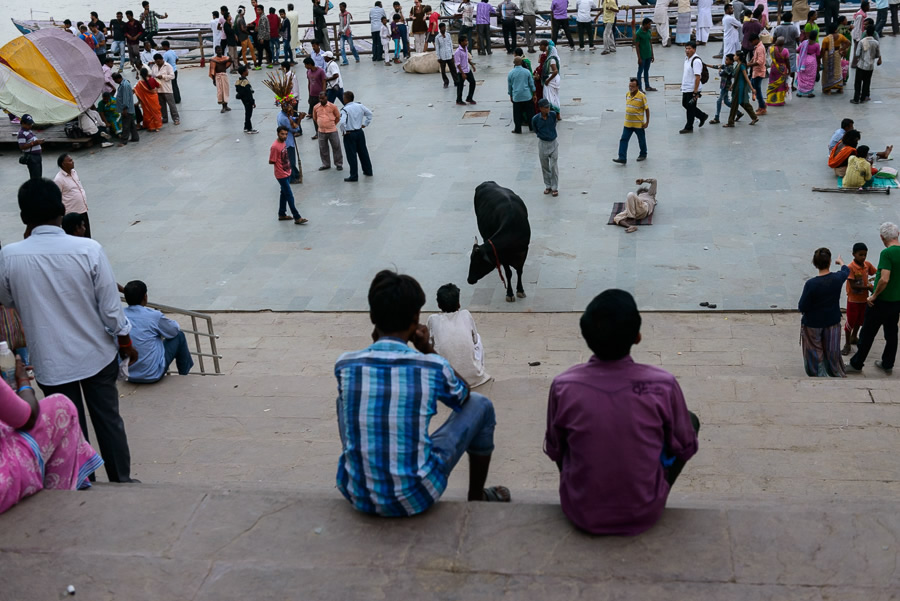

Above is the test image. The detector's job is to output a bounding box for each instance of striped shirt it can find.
[623,91,648,128]
[335,337,469,516]
[17,128,40,154]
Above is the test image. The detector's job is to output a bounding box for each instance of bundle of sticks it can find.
[262,70,297,106]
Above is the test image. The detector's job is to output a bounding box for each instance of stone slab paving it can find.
[107,311,900,502]
[2,42,899,311]
[2,487,899,600]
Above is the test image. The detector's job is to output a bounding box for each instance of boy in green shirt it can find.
[634,18,656,91]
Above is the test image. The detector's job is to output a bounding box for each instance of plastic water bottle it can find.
[0,341,16,390]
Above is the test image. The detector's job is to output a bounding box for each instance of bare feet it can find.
[877,145,893,160]
[625,225,638,233]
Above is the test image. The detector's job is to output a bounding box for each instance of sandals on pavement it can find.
[482,486,511,502]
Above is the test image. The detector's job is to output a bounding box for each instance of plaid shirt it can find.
[335,337,469,516]
[142,10,161,33]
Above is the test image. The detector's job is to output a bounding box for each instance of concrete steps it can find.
[2,484,899,600]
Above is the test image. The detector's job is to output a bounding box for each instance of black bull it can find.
[467,181,531,302]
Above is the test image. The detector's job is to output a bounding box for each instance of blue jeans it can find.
[326,86,344,105]
[617,126,647,160]
[163,331,194,376]
[282,40,293,62]
[111,40,127,69]
[287,144,300,182]
[431,393,497,476]
[751,75,766,109]
[636,57,651,90]
[715,86,733,119]
[340,33,359,63]
[277,176,301,218]
[270,38,281,63]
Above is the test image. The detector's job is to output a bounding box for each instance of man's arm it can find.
[870,269,891,303]
[643,107,650,129]
[361,105,373,128]
[92,247,137,363]
[157,315,182,340]
[543,385,567,473]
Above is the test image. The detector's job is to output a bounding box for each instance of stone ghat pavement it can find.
[115,311,900,500]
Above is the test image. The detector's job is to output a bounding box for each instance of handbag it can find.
[0,305,26,350]
[18,154,28,164]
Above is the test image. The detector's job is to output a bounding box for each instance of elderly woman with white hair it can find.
[847,222,900,375]
[614,178,657,233]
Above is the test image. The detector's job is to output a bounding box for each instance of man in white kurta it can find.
[697,0,713,43]
[722,3,742,56]
[426,284,491,387]
[653,0,672,47]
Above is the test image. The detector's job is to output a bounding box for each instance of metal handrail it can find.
[122,299,223,376]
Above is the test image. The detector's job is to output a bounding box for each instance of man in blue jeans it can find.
[334,270,510,516]
[275,100,303,183]
[613,78,649,165]
[122,280,194,383]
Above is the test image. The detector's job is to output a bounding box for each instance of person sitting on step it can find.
[426,283,491,387]
[122,280,194,383]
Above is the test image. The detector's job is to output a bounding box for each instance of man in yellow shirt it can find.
[842,146,876,188]
[613,78,649,165]
[601,0,618,54]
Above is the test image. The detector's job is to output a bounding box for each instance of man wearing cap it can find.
[324,51,345,105]
[532,98,559,196]
[17,115,44,180]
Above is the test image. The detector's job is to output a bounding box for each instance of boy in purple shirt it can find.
[475,0,496,54]
[550,0,576,48]
[544,289,699,535]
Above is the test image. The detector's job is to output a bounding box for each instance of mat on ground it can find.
[607,203,654,226]
[837,175,899,189]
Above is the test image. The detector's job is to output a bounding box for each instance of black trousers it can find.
[850,299,900,370]
[551,18,575,48]
[577,21,595,48]
[23,153,41,180]
[512,99,534,132]
[438,59,459,85]
[891,3,900,34]
[476,23,492,54]
[120,110,139,142]
[822,2,840,31]
[80,212,92,238]
[342,129,372,179]
[242,98,254,130]
[502,19,517,52]
[254,37,272,65]
[38,357,132,482]
[173,70,181,104]
[664,411,700,486]
[682,92,707,129]
[457,70,476,102]
[853,68,873,102]
[371,31,383,61]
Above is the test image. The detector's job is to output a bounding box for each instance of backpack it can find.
[64,120,86,139]
[693,56,710,85]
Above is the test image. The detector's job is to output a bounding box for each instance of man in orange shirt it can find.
[843,242,877,355]
[312,91,344,171]
[747,33,767,115]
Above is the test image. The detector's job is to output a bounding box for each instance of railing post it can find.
[207,319,221,375]
[191,315,205,374]
[332,24,339,54]
[199,30,206,67]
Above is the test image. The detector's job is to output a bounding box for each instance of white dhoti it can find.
[653,3,671,46]
[614,192,653,224]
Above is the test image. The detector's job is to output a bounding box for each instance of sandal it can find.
[749,119,759,125]
[482,486,511,502]
[551,190,559,197]
[543,188,552,195]
[722,123,734,127]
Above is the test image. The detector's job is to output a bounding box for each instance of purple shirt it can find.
[551,0,569,19]
[454,45,471,73]
[476,1,496,24]
[544,355,699,536]
[306,66,326,98]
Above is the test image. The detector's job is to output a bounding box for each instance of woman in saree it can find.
[536,39,562,119]
[0,357,103,514]
[766,37,791,106]
[97,91,122,136]
[828,129,860,176]
[134,67,163,132]
[795,31,820,97]
[753,0,768,27]
[820,25,850,94]
[798,248,848,378]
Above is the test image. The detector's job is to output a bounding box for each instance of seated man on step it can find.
[335,270,510,516]
[545,289,699,535]
[122,280,194,383]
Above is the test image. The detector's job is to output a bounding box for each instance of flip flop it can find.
[483,486,511,502]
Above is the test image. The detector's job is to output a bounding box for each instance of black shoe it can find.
[850,99,860,104]
[875,360,893,374]
[363,172,373,177]
[318,166,331,170]
[736,112,744,121]
[512,129,522,134]
[698,114,707,128]
[456,100,467,105]
[344,177,358,182]
[612,158,626,164]
[636,155,647,162]
[679,128,693,134]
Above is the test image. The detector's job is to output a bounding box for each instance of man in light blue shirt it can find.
[339,90,374,181]
[508,56,535,133]
[276,101,303,183]
[160,40,181,103]
[123,280,193,383]
[369,1,388,61]
[874,0,889,36]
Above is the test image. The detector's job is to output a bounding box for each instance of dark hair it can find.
[840,118,854,130]
[458,34,467,42]
[392,13,401,20]
[91,11,98,17]
[124,280,148,306]
[281,60,292,69]
[749,33,760,41]
[368,270,426,333]
[439,20,446,27]
[436,283,460,312]
[853,242,868,253]
[629,77,639,85]
[686,40,697,48]
[344,90,354,101]
[837,15,847,25]
[19,178,65,225]
[857,145,870,158]
[580,289,641,361]
[782,10,792,21]
[861,1,870,10]
[866,23,876,36]
[213,10,220,17]
[277,125,289,133]
[288,2,295,8]
[153,53,164,60]
[340,1,347,7]
[642,17,651,25]
[269,6,276,12]
[808,10,817,19]
[61,212,85,235]
[808,30,818,42]
[753,4,764,17]
[725,52,735,61]
[125,11,133,17]
[827,23,838,34]
[56,153,70,168]
[140,67,150,79]
[842,129,861,147]
[161,40,170,48]
[112,72,123,82]
[142,0,150,6]
[303,57,314,65]
[239,64,249,74]
[812,248,832,270]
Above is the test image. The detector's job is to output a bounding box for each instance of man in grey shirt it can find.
[0,179,139,483]
[434,22,458,87]
[520,0,538,52]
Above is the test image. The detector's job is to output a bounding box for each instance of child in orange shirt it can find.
[843,242,876,355]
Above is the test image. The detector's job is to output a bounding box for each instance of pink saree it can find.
[0,389,102,514]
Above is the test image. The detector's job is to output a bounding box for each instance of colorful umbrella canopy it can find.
[0,28,105,124]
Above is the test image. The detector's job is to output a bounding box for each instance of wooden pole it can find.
[812,187,891,194]
[199,30,206,67]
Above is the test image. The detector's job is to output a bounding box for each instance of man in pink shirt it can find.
[53,154,92,238]
[747,33,767,114]
[545,289,699,535]
[312,91,344,171]
[269,127,308,225]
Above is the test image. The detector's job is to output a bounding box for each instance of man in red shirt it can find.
[269,126,308,224]
[545,289,699,535]
[747,33,767,114]
[304,57,327,138]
